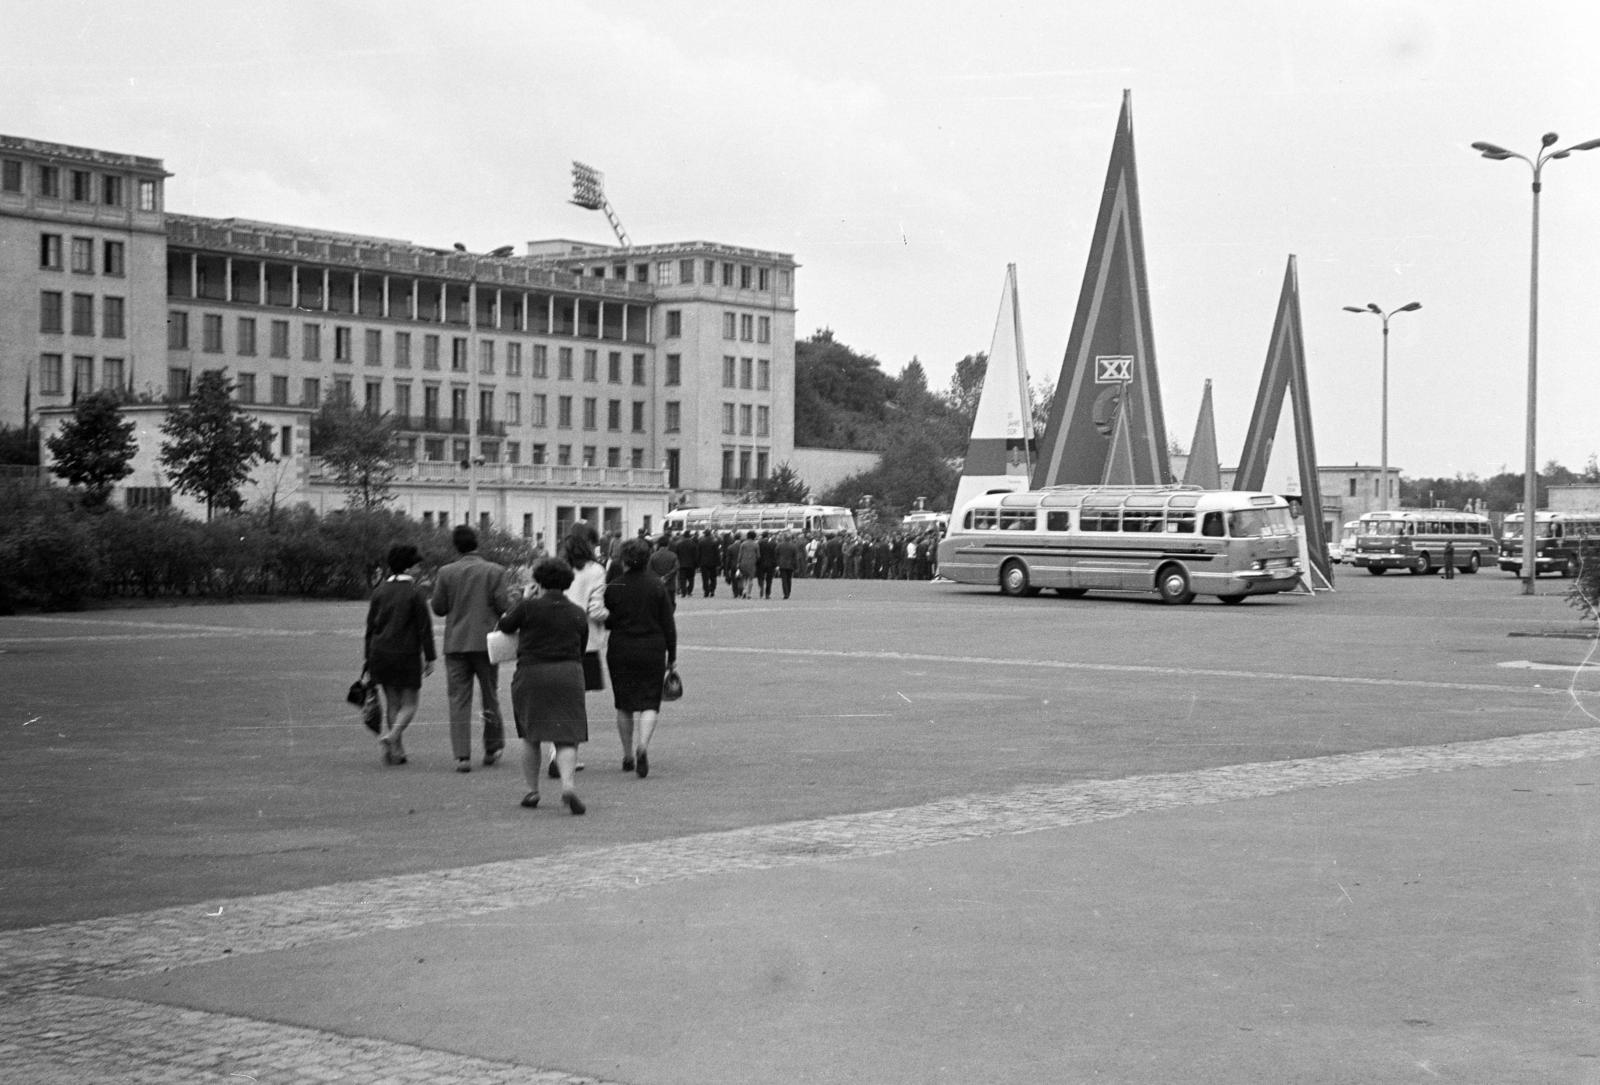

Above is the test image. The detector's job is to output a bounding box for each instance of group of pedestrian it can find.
[360,521,678,816]
[803,530,943,580]
[664,528,806,600]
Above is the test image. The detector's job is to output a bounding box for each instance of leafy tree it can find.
[45,390,137,507]
[819,419,960,517]
[159,369,276,520]
[0,421,40,466]
[311,401,400,511]
[948,352,988,423]
[757,461,810,503]
[794,329,897,449]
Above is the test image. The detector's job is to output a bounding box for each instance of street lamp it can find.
[1342,301,1421,513]
[1471,132,1600,595]
[453,244,515,526]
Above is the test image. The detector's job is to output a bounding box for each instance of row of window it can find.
[36,353,126,396]
[39,292,125,337]
[39,233,127,276]
[2,158,160,210]
[654,258,784,293]
[719,448,773,490]
[719,403,772,438]
[660,309,773,344]
[396,437,651,470]
[720,355,772,391]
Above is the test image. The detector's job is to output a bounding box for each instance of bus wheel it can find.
[1217,593,1247,605]
[999,560,1031,597]
[1410,552,1432,575]
[1055,587,1088,598]
[1464,552,1480,574]
[1367,567,1387,575]
[1156,565,1195,605]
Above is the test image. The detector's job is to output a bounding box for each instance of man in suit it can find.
[430,524,511,772]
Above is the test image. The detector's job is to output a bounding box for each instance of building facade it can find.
[3,134,797,539]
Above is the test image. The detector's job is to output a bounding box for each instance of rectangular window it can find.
[722,403,735,435]
[201,312,222,352]
[39,354,64,394]
[740,357,753,389]
[394,381,412,418]
[422,385,439,422]
[631,448,646,468]
[102,357,124,391]
[102,241,125,276]
[70,170,92,202]
[722,356,736,388]
[583,349,598,382]
[722,449,735,488]
[679,259,695,284]
[365,379,383,414]
[1,159,20,192]
[704,258,716,284]
[583,397,597,430]
[665,310,682,338]
[236,372,257,403]
[271,374,288,405]
[507,443,521,466]
[757,358,771,391]
[479,339,494,375]
[557,444,572,466]
[395,331,411,369]
[656,261,675,286]
[665,354,681,385]
[740,265,753,289]
[40,234,62,270]
[72,294,96,337]
[334,325,353,362]
[423,334,440,370]
[740,314,754,341]
[757,405,770,437]
[665,401,681,433]
[167,367,190,400]
[607,447,621,468]
[758,315,771,344]
[739,404,753,436]
[237,317,256,356]
[165,309,187,348]
[756,451,768,480]
[102,175,124,206]
[38,165,60,198]
[607,399,621,431]
[558,395,573,428]
[303,323,322,361]
[758,267,771,291]
[632,354,646,385]
[608,351,622,383]
[103,296,126,339]
[138,179,158,212]
[529,443,546,465]
[73,355,94,395]
[71,237,93,273]
[365,329,383,366]
[631,401,645,433]
[506,391,521,425]
[451,337,468,371]
[531,393,547,427]
[722,312,736,339]
[302,377,321,406]
[532,344,548,377]
[507,341,522,376]
[722,262,735,287]
[582,446,597,467]
[270,320,290,358]
[558,346,574,380]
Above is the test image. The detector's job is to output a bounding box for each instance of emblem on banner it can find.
[1095,356,1133,384]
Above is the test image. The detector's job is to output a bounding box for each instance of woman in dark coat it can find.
[365,543,436,766]
[603,537,677,778]
[497,557,589,814]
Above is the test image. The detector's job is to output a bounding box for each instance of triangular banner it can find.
[1100,385,1136,485]
[1181,379,1221,489]
[1033,89,1171,488]
[953,264,1035,516]
[1234,256,1332,585]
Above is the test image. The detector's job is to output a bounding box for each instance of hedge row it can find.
[0,481,534,611]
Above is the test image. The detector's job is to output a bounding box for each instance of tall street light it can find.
[453,243,515,527]
[1471,132,1600,595]
[1342,301,1421,514]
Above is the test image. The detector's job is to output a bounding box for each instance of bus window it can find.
[971,508,1000,530]
[999,509,1036,531]
[1202,512,1224,537]
[1167,512,1196,533]
[1228,508,1293,538]
[1081,506,1120,532]
[1123,509,1162,533]
[1045,510,1071,532]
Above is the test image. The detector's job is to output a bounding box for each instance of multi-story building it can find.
[5,133,797,540]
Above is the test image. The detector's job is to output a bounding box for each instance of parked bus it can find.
[1332,520,1359,564]
[1349,508,1496,575]
[662,503,857,538]
[936,485,1302,605]
[902,510,950,537]
[1498,511,1600,577]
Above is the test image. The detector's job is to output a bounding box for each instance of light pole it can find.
[1471,132,1600,595]
[1342,301,1420,514]
[453,243,514,528]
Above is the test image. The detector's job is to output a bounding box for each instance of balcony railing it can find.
[307,457,668,491]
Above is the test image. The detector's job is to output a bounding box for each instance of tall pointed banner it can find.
[1181,379,1221,489]
[1234,255,1332,585]
[952,264,1035,516]
[1033,90,1171,488]
[1100,381,1136,485]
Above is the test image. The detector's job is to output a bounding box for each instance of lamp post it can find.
[453,243,515,528]
[1471,132,1600,595]
[1341,301,1420,514]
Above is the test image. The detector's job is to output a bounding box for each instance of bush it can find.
[1566,539,1600,623]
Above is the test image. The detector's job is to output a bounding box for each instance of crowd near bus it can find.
[937,484,1303,604]
[1498,511,1600,577]
[1348,508,1496,575]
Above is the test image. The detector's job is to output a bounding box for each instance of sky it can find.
[6,0,1599,482]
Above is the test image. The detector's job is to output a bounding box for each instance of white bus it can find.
[936,485,1302,605]
[1349,509,1496,575]
[663,503,857,538]
[1499,511,1600,577]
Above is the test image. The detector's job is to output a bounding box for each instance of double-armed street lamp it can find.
[1471,132,1600,595]
[1342,301,1421,513]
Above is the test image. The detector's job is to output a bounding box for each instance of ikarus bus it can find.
[1499,511,1600,577]
[936,485,1302,604]
[663,504,857,538]
[1349,509,1496,575]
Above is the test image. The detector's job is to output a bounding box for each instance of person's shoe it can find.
[547,759,560,779]
[520,791,540,809]
[562,792,586,816]
[483,747,502,767]
[621,757,635,773]
[635,749,649,778]
[456,759,471,773]
[391,736,407,765]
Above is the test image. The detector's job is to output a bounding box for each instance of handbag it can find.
[487,629,518,665]
[346,675,370,707]
[662,665,684,702]
[360,684,383,734]
[582,651,605,691]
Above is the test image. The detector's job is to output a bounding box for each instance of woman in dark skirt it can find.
[604,537,677,778]
[364,543,436,766]
[498,557,589,814]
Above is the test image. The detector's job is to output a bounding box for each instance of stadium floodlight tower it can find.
[570,161,632,249]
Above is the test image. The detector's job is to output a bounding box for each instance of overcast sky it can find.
[7,1,1598,481]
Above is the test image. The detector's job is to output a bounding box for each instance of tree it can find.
[948,352,988,426]
[757,461,810,504]
[0,421,40,466]
[794,329,897,449]
[159,369,276,519]
[45,390,137,507]
[311,401,400,511]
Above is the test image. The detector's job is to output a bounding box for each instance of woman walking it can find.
[548,523,608,778]
[364,543,436,766]
[604,537,677,777]
[497,557,589,814]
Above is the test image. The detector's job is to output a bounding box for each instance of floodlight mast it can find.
[570,160,632,249]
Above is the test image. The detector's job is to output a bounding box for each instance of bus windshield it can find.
[1501,523,1551,539]
[1228,508,1294,538]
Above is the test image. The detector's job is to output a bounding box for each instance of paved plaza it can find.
[2,571,1598,1082]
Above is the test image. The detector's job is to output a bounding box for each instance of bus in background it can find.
[1332,520,1359,564]
[902,510,950,537]
[1498,511,1600,577]
[936,485,1301,605]
[663,503,857,538]
[1349,509,1495,575]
